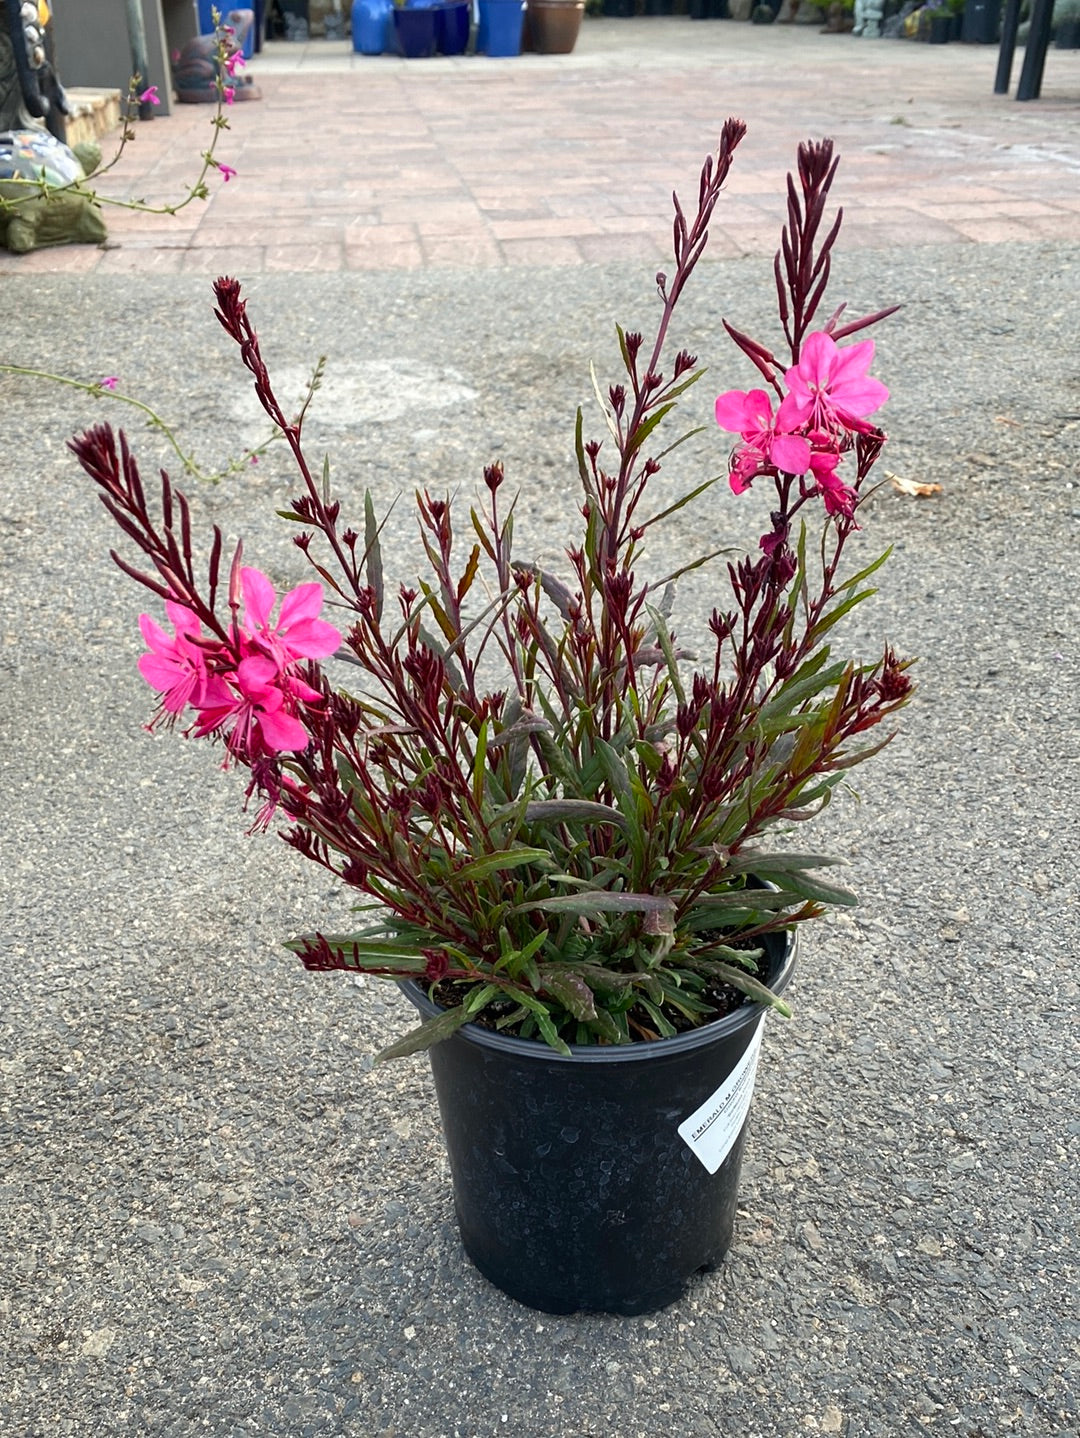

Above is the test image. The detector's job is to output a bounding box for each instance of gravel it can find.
[1,241,1078,1436]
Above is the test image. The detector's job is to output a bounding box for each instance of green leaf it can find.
[645,603,686,707]
[585,1006,625,1044]
[375,1005,473,1062]
[636,996,678,1039]
[523,799,631,833]
[726,851,846,875]
[574,407,591,492]
[523,891,676,919]
[513,990,572,1055]
[363,490,385,624]
[539,966,598,1023]
[707,963,792,1017]
[624,400,676,457]
[639,475,718,534]
[452,847,553,885]
[472,718,488,812]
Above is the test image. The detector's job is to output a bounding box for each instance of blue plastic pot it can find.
[352,0,393,51]
[393,3,438,54]
[435,0,471,52]
[476,0,525,54]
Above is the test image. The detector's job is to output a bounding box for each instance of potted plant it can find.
[392,0,439,55]
[69,126,912,1315]
[525,0,586,51]
[1054,0,1080,45]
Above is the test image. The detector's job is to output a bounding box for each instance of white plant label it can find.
[678,1024,764,1174]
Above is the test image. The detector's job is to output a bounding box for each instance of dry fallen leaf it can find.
[890,474,943,498]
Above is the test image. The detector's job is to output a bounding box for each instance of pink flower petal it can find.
[768,433,812,475]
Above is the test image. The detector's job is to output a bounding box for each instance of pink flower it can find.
[776,332,889,436]
[223,49,246,77]
[138,602,230,715]
[193,655,314,758]
[715,387,812,494]
[238,568,341,668]
[223,85,235,105]
[100,376,119,391]
[809,450,858,519]
[139,85,160,106]
[218,163,237,183]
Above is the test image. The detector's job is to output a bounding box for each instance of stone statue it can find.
[0,126,105,251]
[852,0,885,34]
[0,0,68,140]
[0,3,107,252]
[172,9,262,105]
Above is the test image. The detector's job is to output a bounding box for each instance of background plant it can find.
[70,123,913,1060]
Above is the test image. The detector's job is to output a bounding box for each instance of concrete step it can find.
[64,88,123,150]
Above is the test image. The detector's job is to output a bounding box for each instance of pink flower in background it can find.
[138,86,160,106]
[218,163,238,183]
[238,568,341,669]
[100,376,119,391]
[138,602,229,715]
[777,332,889,435]
[715,387,812,493]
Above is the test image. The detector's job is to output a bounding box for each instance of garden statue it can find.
[0,2,108,252]
[172,9,261,104]
[0,126,105,251]
[1,0,68,140]
[852,0,885,34]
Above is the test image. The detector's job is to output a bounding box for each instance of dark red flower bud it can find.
[423,948,450,983]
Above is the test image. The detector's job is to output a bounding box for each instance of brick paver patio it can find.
[4,21,1078,274]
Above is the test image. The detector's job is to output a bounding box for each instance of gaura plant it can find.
[70,123,913,1061]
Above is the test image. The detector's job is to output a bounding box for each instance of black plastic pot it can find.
[961,0,999,41]
[402,926,798,1315]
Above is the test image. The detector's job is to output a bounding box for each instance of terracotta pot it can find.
[525,0,585,50]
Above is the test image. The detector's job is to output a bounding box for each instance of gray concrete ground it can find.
[2,22,1079,1438]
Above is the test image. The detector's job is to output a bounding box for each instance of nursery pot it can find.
[352,0,394,51]
[394,2,439,55]
[525,0,585,52]
[434,0,472,51]
[403,925,798,1315]
[477,0,527,51]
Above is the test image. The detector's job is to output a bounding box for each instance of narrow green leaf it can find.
[640,476,719,533]
[452,847,553,885]
[472,718,488,812]
[539,967,598,1023]
[523,891,676,918]
[637,996,678,1039]
[363,490,384,624]
[624,400,676,457]
[708,963,792,1017]
[513,990,572,1055]
[726,851,846,875]
[524,799,631,832]
[375,1005,472,1062]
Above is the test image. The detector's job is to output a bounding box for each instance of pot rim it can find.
[399,924,799,1065]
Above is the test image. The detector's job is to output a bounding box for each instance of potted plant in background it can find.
[525,0,586,51]
[477,0,528,51]
[69,124,912,1316]
[392,0,439,55]
[1054,0,1080,45]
